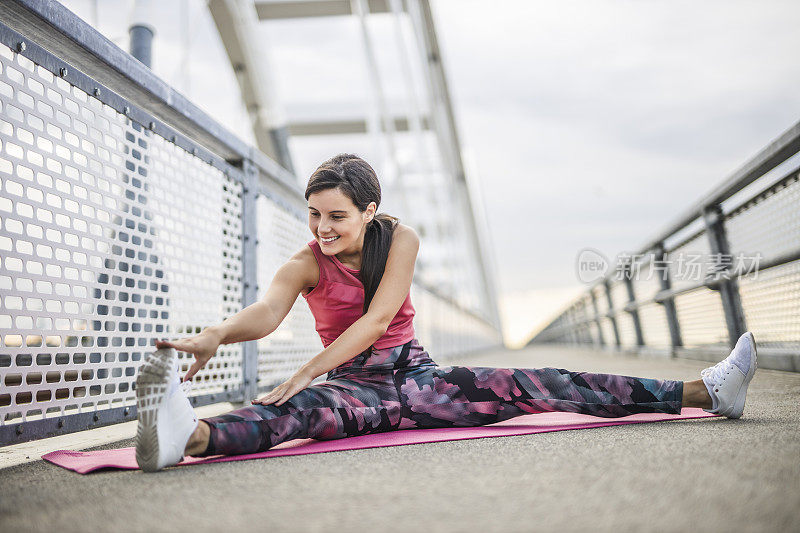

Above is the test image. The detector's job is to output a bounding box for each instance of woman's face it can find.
[308,187,376,256]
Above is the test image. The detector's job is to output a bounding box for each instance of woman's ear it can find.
[366,202,377,222]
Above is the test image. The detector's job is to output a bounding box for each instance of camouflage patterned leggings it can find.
[196,338,683,457]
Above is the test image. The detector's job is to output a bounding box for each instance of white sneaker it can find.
[135,347,198,472]
[701,331,758,419]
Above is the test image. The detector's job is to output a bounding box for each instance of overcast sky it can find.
[62,0,800,346]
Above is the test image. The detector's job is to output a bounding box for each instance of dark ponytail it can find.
[361,213,398,314]
[304,154,398,315]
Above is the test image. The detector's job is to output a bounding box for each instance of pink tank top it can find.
[301,239,416,349]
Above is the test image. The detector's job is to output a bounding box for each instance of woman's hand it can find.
[251,368,315,407]
[156,328,223,382]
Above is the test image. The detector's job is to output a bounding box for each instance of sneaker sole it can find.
[724,332,758,419]
[135,349,175,472]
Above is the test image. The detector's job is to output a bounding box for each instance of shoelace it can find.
[180,379,193,396]
[700,357,734,386]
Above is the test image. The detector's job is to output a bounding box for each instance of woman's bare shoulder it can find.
[393,223,420,246]
[287,244,320,291]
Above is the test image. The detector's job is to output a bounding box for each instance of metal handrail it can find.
[531,121,800,371]
[640,120,800,254]
[578,121,800,294]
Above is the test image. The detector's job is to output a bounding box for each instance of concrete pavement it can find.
[1,345,798,532]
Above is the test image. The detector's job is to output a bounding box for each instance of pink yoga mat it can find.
[43,409,718,474]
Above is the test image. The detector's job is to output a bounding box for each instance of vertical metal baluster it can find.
[590,288,606,347]
[604,280,621,348]
[655,243,683,354]
[623,261,645,347]
[240,159,260,402]
[703,205,747,348]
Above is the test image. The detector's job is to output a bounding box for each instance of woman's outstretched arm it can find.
[157,247,317,382]
[210,251,316,344]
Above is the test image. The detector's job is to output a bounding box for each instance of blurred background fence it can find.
[0,1,501,446]
[530,120,800,373]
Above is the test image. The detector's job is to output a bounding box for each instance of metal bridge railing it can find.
[530,119,800,373]
[0,1,501,446]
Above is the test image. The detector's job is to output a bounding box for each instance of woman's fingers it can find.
[273,384,296,406]
[252,372,311,406]
[252,386,306,406]
[156,338,194,352]
[262,387,284,403]
[183,359,205,383]
[154,337,217,383]
[252,392,273,404]
[275,390,292,406]
[252,385,286,405]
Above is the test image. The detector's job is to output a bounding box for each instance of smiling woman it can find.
[305,155,402,316]
[135,154,757,473]
[298,155,417,356]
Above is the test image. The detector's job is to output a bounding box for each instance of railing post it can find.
[655,243,683,353]
[240,159,260,402]
[703,205,747,348]
[589,289,606,347]
[622,262,645,346]
[604,280,621,347]
[582,301,592,344]
[565,309,573,344]
[570,307,578,345]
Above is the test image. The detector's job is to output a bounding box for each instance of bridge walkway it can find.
[1,345,798,532]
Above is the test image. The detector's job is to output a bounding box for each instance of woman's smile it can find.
[307,188,372,257]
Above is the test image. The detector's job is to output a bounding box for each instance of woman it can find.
[134,154,758,472]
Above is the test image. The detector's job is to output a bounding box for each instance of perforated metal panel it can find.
[599,317,615,346]
[726,172,800,263]
[667,232,711,291]
[673,288,728,348]
[632,256,665,303]
[410,284,500,361]
[593,286,608,315]
[0,42,244,426]
[738,259,800,351]
[410,285,433,350]
[254,193,322,388]
[615,312,637,348]
[608,280,629,313]
[585,322,597,345]
[637,303,670,348]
